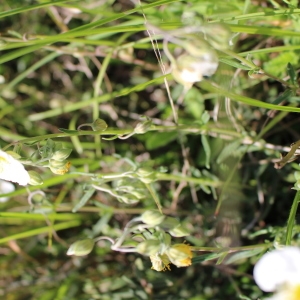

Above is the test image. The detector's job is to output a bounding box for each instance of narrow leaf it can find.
[72,188,95,213]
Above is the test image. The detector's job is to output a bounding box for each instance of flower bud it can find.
[166,244,193,267]
[92,119,108,131]
[49,159,71,175]
[183,37,212,58]
[134,118,152,134]
[67,238,95,256]
[119,195,140,204]
[295,171,300,181]
[169,224,190,237]
[136,240,161,256]
[28,170,43,185]
[160,216,180,231]
[52,149,72,161]
[141,210,165,226]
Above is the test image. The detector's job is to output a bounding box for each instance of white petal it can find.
[0,179,15,202]
[254,247,300,292]
[0,150,30,186]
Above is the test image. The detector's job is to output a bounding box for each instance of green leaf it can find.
[200,80,300,112]
[219,58,252,70]
[192,252,224,264]
[184,87,204,119]
[145,131,178,150]
[216,251,229,265]
[287,62,298,85]
[225,248,265,265]
[271,89,293,105]
[72,188,95,213]
[201,135,211,169]
[217,139,242,164]
[264,52,298,77]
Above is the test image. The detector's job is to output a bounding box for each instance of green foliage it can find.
[2,0,300,299]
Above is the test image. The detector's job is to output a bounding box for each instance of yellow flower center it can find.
[276,284,300,300]
[290,284,300,300]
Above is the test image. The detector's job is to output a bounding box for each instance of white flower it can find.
[172,52,218,87]
[254,247,300,299]
[0,150,30,186]
[0,179,15,202]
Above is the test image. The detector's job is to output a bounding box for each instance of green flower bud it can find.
[49,159,71,175]
[183,37,212,58]
[119,195,140,204]
[67,238,95,256]
[169,224,190,237]
[54,142,63,151]
[134,118,152,134]
[28,170,43,185]
[295,171,300,181]
[52,149,72,161]
[49,159,66,168]
[136,240,161,256]
[141,210,165,226]
[160,216,180,231]
[129,190,145,200]
[92,119,108,131]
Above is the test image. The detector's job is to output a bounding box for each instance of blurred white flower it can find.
[0,180,15,202]
[0,150,30,186]
[254,247,300,300]
[171,52,218,88]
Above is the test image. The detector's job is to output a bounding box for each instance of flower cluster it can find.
[39,139,72,175]
[67,210,193,271]
[0,139,72,193]
[254,247,300,300]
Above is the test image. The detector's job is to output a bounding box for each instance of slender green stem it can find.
[285,190,300,245]
[200,80,300,112]
[210,8,300,23]
[0,220,81,244]
[2,124,244,151]
[191,243,270,253]
[145,183,162,213]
